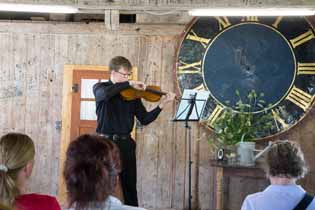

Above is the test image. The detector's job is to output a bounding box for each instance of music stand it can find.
[174,89,209,210]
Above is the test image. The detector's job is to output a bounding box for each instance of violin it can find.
[120,85,168,102]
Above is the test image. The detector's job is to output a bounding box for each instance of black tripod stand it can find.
[174,92,206,210]
[185,93,197,210]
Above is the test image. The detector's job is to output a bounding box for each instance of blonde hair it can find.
[0,133,35,207]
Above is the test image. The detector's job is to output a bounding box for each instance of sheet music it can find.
[174,89,210,121]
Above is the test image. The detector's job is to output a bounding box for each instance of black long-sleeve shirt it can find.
[93,80,162,134]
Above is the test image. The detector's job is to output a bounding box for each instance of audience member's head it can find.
[265,140,308,180]
[64,134,121,210]
[0,133,35,207]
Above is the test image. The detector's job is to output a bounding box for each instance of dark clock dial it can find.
[175,16,315,139]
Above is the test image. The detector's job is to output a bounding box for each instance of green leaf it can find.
[209,89,274,147]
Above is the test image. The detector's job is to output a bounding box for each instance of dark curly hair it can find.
[63,134,121,210]
[266,140,308,179]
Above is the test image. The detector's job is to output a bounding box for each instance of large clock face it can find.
[175,16,315,139]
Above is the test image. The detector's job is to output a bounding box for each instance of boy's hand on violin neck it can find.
[159,92,176,109]
[129,81,146,90]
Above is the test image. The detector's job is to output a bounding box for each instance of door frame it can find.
[58,64,138,205]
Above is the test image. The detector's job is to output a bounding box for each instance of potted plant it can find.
[209,90,273,164]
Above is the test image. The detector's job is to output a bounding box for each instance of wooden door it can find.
[70,70,109,141]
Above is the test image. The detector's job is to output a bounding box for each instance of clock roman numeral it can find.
[290,29,315,48]
[271,108,289,131]
[272,16,283,29]
[207,104,224,127]
[186,30,211,48]
[242,16,259,22]
[193,83,206,91]
[286,86,313,111]
[177,60,202,74]
[215,17,231,30]
[297,62,315,75]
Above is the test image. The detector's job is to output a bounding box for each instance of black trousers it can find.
[112,137,138,206]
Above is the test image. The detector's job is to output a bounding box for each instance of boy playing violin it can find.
[93,56,175,207]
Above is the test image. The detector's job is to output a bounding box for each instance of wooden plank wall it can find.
[0,21,214,209]
[0,0,315,7]
[0,20,314,210]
